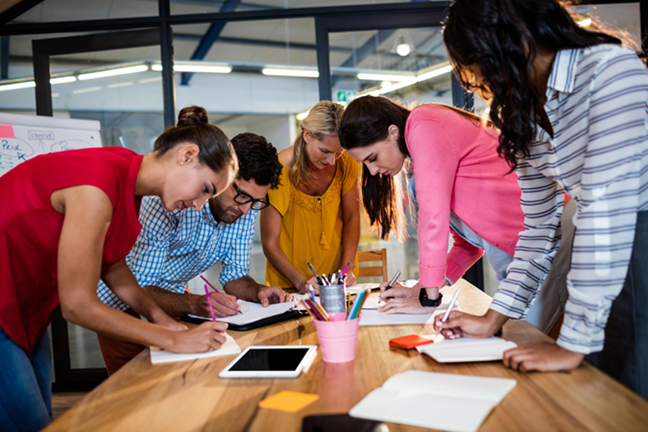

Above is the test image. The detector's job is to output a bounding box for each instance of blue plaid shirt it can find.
[97,195,256,311]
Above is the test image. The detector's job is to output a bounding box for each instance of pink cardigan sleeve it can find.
[406,115,460,287]
[446,230,484,284]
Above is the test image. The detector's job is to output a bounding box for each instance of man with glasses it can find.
[96,133,290,375]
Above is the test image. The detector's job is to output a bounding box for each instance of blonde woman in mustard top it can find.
[261,101,360,292]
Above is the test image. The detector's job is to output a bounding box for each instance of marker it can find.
[435,287,461,335]
[341,262,350,280]
[307,263,323,285]
[385,269,401,291]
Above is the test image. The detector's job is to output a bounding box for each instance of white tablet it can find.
[219,345,318,378]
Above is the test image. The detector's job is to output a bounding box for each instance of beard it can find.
[209,197,243,224]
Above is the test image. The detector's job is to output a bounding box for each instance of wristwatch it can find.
[419,288,443,307]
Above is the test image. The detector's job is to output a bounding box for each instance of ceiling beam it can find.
[181,0,241,85]
[0,0,45,25]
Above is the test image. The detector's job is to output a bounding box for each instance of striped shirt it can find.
[97,195,256,311]
[490,44,648,354]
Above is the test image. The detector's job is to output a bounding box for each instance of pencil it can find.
[204,284,216,321]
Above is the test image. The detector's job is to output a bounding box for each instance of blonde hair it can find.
[289,100,345,187]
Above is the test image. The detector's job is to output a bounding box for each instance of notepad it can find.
[187,300,297,326]
[416,337,518,363]
[346,283,380,295]
[358,296,460,326]
[150,332,241,364]
[349,370,516,432]
[259,391,319,412]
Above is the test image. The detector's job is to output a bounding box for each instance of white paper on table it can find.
[349,370,516,432]
[187,300,297,326]
[416,337,518,363]
[150,332,241,364]
[358,297,461,326]
[346,283,380,295]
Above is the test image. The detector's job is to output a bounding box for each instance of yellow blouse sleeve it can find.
[340,152,360,196]
[267,163,291,216]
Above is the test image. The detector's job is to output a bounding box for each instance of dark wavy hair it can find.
[339,95,486,239]
[154,105,237,175]
[230,132,282,189]
[443,0,624,169]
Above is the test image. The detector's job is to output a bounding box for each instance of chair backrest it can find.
[356,248,388,282]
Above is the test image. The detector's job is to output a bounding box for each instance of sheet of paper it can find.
[349,371,516,432]
[346,283,380,295]
[358,299,460,327]
[150,332,241,364]
[416,337,518,363]
[383,370,517,403]
[187,300,297,325]
[258,391,319,412]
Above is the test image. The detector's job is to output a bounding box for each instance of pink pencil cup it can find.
[313,316,360,363]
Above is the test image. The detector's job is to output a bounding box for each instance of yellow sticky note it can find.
[258,391,319,412]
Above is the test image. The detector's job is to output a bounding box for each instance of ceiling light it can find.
[0,81,35,91]
[357,73,414,82]
[78,65,149,81]
[296,110,309,120]
[396,43,411,57]
[416,64,453,82]
[578,18,592,27]
[262,68,319,78]
[151,64,232,73]
[50,76,77,85]
[378,78,417,95]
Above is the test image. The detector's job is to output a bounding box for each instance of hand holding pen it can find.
[200,275,241,316]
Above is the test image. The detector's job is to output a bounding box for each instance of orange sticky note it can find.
[258,391,319,412]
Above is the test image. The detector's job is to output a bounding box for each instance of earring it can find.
[181,162,184,165]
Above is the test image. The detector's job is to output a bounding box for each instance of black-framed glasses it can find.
[232,183,269,210]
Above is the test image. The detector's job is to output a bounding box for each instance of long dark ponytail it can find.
[443,0,624,169]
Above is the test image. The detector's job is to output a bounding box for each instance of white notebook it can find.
[416,337,518,363]
[358,297,460,326]
[349,370,516,432]
[187,300,297,326]
[150,332,242,364]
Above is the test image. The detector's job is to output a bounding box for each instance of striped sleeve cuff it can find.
[555,291,612,354]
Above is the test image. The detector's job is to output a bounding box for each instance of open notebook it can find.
[416,337,518,363]
[187,300,297,326]
[358,295,460,326]
[349,370,516,432]
[150,332,241,364]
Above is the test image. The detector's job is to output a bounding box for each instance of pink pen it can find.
[204,284,216,321]
[200,275,242,315]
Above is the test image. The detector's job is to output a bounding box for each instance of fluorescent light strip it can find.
[357,73,414,82]
[108,81,134,89]
[151,64,232,73]
[378,78,417,95]
[416,64,453,82]
[0,81,35,91]
[78,65,149,81]
[73,86,101,94]
[50,76,77,84]
[262,68,319,78]
[139,77,162,84]
[296,110,309,120]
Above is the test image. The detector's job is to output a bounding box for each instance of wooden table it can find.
[45,280,648,432]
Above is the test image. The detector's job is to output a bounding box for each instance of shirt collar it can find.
[546,48,580,96]
[203,201,220,226]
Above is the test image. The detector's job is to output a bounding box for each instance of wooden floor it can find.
[52,392,87,420]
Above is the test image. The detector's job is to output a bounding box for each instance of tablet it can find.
[219,345,317,378]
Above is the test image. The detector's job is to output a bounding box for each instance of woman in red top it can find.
[0,106,236,432]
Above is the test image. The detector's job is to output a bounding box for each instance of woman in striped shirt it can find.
[439,0,648,398]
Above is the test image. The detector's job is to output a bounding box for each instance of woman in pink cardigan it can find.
[339,95,573,332]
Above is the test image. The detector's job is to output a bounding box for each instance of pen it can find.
[385,269,401,291]
[200,275,242,315]
[436,286,461,335]
[204,284,216,321]
[321,274,330,286]
[307,262,323,285]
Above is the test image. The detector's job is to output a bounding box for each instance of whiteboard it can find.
[0,113,102,177]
